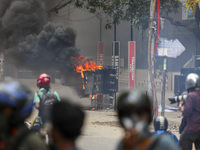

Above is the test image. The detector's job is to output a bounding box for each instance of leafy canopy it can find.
[74,0,180,29]
[186,0,200,12]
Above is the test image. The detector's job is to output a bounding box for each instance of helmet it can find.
[154,116,168,131]
[0,81,33,126]
[37,73,50,87]
[117,89,152,127]
[185,73,200,90]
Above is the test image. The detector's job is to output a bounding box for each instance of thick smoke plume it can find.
[0,0,85,96]
[16,22,79,71]
[0,0,46,50]
[0,0,80,72]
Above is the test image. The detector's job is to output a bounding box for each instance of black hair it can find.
[39,85,50,91]
[51,100,85,141]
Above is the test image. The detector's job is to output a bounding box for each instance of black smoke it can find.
[0,0,85,96]
[0,0,47,50]
[16,22,79,71]
[0,0,80,72]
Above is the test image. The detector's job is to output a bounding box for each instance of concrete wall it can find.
[119,68,180,93]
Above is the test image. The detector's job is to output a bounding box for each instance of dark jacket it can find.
[183,90,200,133]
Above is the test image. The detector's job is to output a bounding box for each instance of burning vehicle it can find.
[61,55,118,109]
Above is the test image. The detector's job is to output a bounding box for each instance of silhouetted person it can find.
[116,89,181,150]
[50,100,85,150]
[179,73,200,150]
[153,116,178,144]
[0,81,49,150]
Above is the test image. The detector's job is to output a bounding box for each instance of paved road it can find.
[5,77,183,150]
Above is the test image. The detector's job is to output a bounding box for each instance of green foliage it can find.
[73,0,181,30]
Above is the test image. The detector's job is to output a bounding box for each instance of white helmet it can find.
[185,73,200,90]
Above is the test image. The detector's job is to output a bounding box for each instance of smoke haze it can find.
[16,22,79,71]
[0,0,80,72]
[0,0,47,50]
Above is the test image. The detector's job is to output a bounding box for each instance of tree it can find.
[51,0,200,40]
[52,0,179,28]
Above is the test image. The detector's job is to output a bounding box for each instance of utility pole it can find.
[161,57,167,116]
[0,53,4,81]
[131,15,133,41]
[148,0,158,117]
[114,23,117,111]
[96,13,102,41]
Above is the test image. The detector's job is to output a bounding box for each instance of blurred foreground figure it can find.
[153,116,178,144]
[0,81,49,150]
[179,73,200,150]
[50,100,85,150]
[116,89,180,150]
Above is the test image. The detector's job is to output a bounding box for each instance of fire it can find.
[72,55,102,78]
[71,55,103,91]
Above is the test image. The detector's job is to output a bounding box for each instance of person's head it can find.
[153,116,168,131]
[185,73,200,92]
[0,81,33,135]
[50,100,85,143]
[37,73,50,90]
[117,89,152,137]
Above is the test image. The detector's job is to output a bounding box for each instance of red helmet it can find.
[37,73,50,87]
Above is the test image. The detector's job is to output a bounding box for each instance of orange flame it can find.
[72,55,102,78]
[71,55,103,92]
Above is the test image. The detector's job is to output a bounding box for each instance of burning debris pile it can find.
[72,55,103,78]
[61,55,118,99]
[61,55,103,96]
[83,66,118,109]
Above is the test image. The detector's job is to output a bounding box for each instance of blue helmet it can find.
[0,81,34,126]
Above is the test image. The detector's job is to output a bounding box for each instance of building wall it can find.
[47,1,148,69]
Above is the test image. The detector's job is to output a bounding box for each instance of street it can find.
[10,77,182,150]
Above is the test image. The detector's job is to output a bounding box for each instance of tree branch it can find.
[50,0,73,13]
[161,15,200,40]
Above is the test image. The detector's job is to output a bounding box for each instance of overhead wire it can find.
[51,12,98,22]
[51,2,105,23]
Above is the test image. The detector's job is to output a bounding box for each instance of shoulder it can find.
[115,139,123,150]
[52,91,61,101]
[150,134,180,150]
[37,88,47,95]
[52,91,59,94]
[20,132,49,150]
[187,91,200,98]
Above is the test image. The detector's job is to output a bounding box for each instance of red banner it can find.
[97,42,104,66]
[128,41,136,89]
[155,0,160,54]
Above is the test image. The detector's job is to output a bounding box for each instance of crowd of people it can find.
[0,72,199,150]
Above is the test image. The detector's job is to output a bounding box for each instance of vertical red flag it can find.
[155,0,160,54]
[97,41,104,66]
[128,41,136,89]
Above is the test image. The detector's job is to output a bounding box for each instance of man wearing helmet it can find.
[0,81,49,150]
[153,116,178,144]
[34,73,60,121]
[179,73,200,150]
[116,89,180,150]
